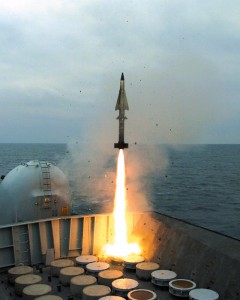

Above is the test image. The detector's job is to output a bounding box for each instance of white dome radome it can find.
[0,160,71,224]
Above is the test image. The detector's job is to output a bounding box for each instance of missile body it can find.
[114,73,129,149]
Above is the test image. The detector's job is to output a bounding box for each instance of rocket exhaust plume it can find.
[104,149,140,258]
[103,73,140,258]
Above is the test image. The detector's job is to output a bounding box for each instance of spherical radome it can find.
[0,160,71,224]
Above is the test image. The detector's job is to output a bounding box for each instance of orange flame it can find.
[104,149,140,258]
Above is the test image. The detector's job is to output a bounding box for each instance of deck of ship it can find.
[0,211,239,299]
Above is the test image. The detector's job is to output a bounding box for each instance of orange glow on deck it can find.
[104,150,140,258]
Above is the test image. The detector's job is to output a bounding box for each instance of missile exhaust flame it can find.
[104,150,140,258]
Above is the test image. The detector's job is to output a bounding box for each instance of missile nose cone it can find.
[115,72,129,110]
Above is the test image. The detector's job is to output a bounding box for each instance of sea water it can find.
[0,143,239,239]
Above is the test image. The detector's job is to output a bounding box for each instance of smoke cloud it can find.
[59,141,169,214]
[125,145,168,212]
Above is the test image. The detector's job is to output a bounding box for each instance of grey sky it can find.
[0,0,240,144]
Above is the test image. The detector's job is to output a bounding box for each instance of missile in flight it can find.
[114,73,129,149]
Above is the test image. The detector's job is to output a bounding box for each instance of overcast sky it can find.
[0,0,240,144]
